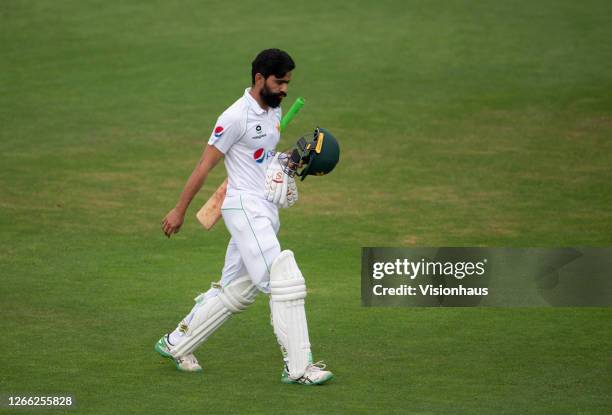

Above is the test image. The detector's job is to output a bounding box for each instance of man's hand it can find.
[162,207,185,238]
[161,145,224,238]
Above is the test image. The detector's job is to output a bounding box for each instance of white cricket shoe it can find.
[281,361,334,385]
[154,334,203,373]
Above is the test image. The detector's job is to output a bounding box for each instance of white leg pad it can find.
[270,250,311,379]
[172,275,258,357]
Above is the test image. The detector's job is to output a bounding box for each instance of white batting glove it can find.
[265,153,286,205]
[265,153,298,208]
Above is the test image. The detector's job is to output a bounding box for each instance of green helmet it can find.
[296,127,340,181]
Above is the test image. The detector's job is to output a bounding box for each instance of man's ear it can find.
[254,73,265,87]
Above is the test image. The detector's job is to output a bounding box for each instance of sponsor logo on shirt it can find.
[214,126,224,138]
[251,124,266,140]
[253,148,275,163]
[253,148,266,163]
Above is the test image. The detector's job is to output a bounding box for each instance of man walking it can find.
[156,49,333,385]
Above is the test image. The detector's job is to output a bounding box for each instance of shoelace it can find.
[306,361,327,372]
[283,361,328,376]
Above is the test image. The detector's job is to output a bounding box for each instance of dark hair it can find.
[251,49,295,84]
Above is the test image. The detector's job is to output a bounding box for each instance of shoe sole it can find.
[154,338,203,373]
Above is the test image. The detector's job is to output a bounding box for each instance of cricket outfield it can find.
[1,1,611,413]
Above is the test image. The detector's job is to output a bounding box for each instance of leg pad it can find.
[172,275,257,356]
[270,250,311,379]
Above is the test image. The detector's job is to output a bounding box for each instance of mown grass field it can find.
[1,1,611,413]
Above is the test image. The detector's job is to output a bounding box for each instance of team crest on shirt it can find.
[214,126,224,138]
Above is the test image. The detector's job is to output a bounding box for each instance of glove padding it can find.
[265,153,298,208]
[286,175,298,207]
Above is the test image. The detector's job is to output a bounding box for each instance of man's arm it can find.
[161,145,224,238]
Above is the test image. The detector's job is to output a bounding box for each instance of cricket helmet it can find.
[296,127,340,181]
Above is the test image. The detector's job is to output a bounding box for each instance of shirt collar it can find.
[244,87,267,115]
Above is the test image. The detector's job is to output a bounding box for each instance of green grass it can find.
[1,1,611,414]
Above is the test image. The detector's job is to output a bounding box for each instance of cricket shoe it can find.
[155,334,203,373]
[281,361,334,385]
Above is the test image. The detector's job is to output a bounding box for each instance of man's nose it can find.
[280,84,288,94]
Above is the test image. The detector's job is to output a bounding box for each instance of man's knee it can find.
[244,241,280,292]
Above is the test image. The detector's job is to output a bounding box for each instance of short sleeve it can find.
[207,112,244,154]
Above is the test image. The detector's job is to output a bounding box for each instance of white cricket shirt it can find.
[208,88,282,199]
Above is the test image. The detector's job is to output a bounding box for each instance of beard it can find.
[260,84,286,108]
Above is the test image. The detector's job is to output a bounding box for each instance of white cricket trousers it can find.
[218,193,281,292]
[197,193,280,301]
